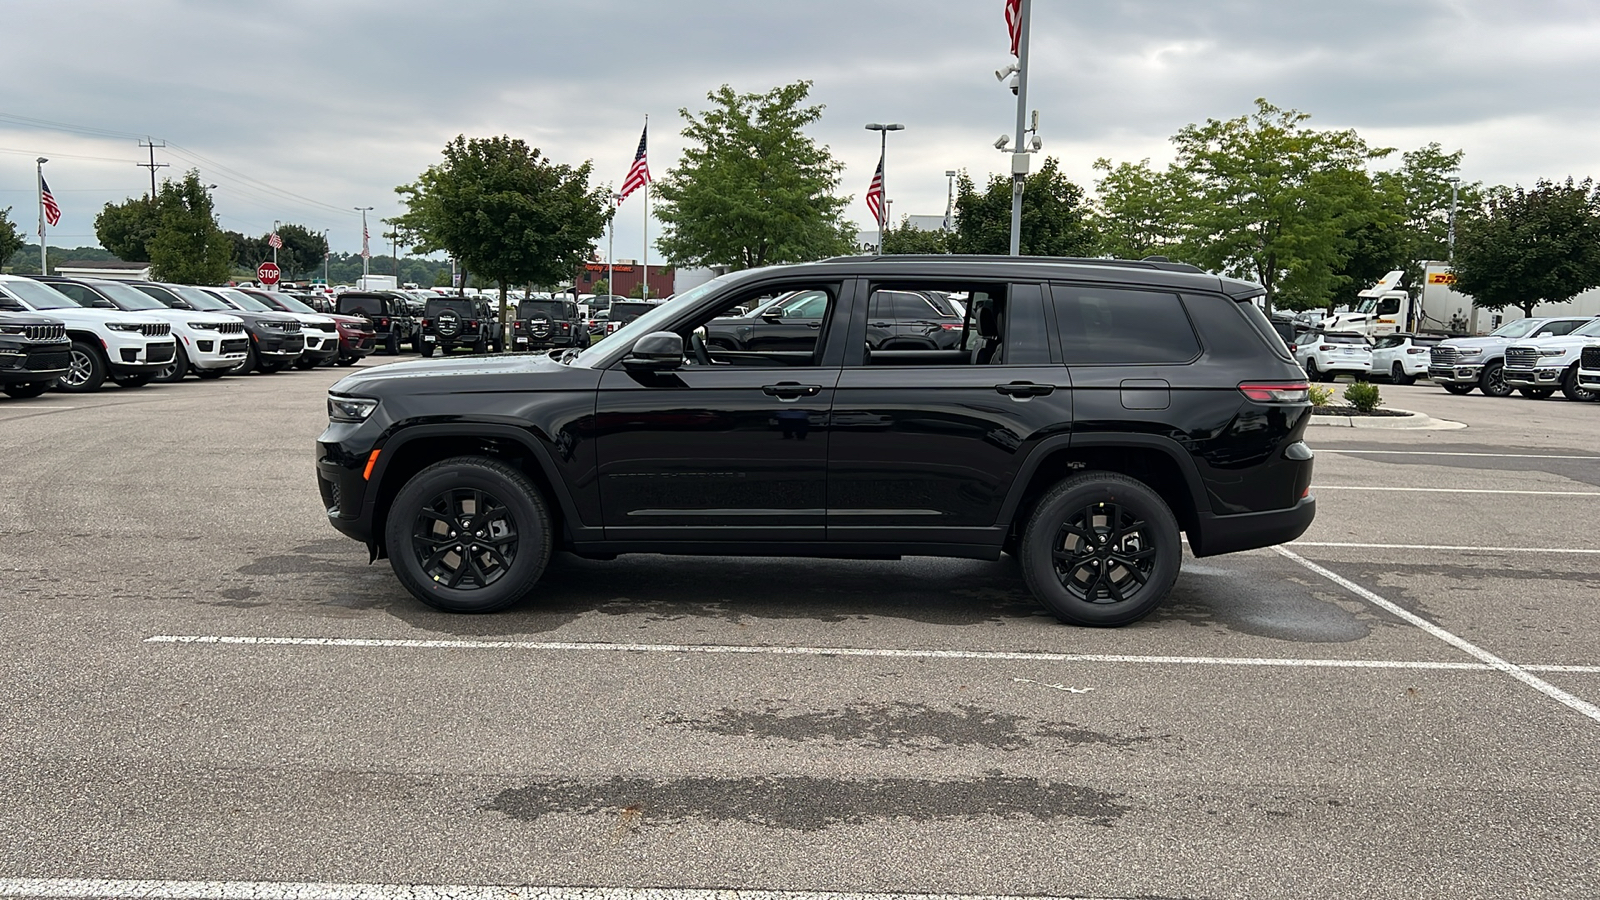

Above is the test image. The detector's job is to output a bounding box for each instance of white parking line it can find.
[0,406,74,411]
[0,880,1125,900]
[142,634,1600,673]
[1324,450,1600,460]
[1291,541,1600,554]
[1274,546,1600,725]
[1315,485,1600,496]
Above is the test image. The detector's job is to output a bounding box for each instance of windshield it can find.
[572,275,732,367]
[1574,319,1600,337]
[268,294,317,314]
[217,289,272,312]
[91,281,166,311]
[1355,299,1377,314]
[1491,319,1539,339]
[165,285,233,311]
[0,279,80,310]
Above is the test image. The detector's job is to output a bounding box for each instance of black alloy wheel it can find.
[56,341,107,393]
[3,381,53,399]
[1019,472,1181,627]
[154,344,189,383]
[1479,360,1513,397]
[384,456,551,613]
[1305,359,1325,383]
[1390,362,1415,386]
[1441,382,1473,395]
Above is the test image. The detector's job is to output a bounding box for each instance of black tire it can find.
[3,381,53,399]
[472,335,487,354]
[1441,382,1473,395]
[231,344,259,375]
[419,343,435,358]
[1519,387,1555,399]
[195,366,226,380]
[1390,362,1415,386]
[259,361,286,374]
[1479,360,1512,397]
[383,335,399,355]
[55,340,107,393]
[1561,367,1595,402]
[113,373,156,388]
[335,356,358,367]
[1018,472,1182,627]
[154,344,189,383]
[1304,359,1327,383]
[384,456,552,613]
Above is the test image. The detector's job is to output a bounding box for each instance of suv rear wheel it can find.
[1019,472,1181,627]
[384,456,552,613]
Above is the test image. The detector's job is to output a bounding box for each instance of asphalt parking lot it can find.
[1,368,1597,900]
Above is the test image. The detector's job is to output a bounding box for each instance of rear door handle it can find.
[763,382,822,400]
[995,381,1055,398]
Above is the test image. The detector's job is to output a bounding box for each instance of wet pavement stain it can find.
[1158,563,1374,642]
[666,701,1160,752]
[485,774,1128,830]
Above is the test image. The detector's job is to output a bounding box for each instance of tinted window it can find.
[1373,335,1405,349]
[1539,320,1585,337]
[1051,286,1200,364]
[1323,334,1368,345]
[50,283,104,307]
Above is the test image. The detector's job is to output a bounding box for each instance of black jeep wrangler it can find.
[317,256,1316,626]
[512,297,589,351]
[418,296,500,356]
[336,292,416,355]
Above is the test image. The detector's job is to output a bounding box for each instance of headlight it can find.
[1457,347,1482,356]
[0,325,23,336]
[1539,348,1567,357]
[106,323,145,332]
[327,394,379,422]
[188,321,219,330]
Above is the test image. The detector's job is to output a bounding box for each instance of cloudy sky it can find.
[3,0,1598,266]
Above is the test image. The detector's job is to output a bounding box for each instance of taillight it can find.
[378,317,389,327]
[514,321,525,331]
[1318,345,1334,351]
[939,323,962,331]
[1239,381,1310,403]
[1406,348,1427,354]
[467,320,477,328]
[419,318,429,327]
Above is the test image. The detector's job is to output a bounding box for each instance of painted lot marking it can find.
[1274,546,1600,725]
[1291,541,1600,555]
[143,635,1600,674]
[1324,449,1600,460]
[0,880,1129,900]
[1316,485,1600,497]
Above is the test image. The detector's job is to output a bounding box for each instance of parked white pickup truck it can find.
[1502,317,1600,401]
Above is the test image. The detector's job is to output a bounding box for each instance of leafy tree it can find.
[0,207,23,270]
[1090,158,1190,260]
[950,157,1096,257]
[882,216,952,254]
[1453,178,1600,318]
[654,81,855,270]
[395,134,609,338]
[1167,99,1392,312]
[592,278,609,295]
[94,196,160,262]
[147,170,232,284]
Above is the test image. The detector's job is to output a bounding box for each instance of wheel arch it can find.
[1000,434,1206,547]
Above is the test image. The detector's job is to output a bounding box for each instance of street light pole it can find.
[864,123,905,254]
[1008,0,1033,257]
[608,192,620,299]
[35,158,47,275]
[1446,176,1461,264]
[322,229,330,286]
[944,169,957,231]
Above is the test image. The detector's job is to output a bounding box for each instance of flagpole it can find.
[641,116,649,300]
[36,158,47,275]
[272,220,280,291]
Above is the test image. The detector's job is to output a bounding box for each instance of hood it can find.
[32,307,165,328]
[135,309,241,326]
[1508,334,1600,352]
[331,351,580,396]
[1438,335,1511,350]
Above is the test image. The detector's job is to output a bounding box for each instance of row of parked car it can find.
[1273,313,1600,401]
[0,274,379,396]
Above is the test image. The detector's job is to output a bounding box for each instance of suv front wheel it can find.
[384,456,552,612]
[1019,472,1182,627]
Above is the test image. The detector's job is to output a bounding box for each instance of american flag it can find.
[864,154,885,228]
[40,176,61,227]
[361,223,370,259]
[267,232,283,249]
[1005,0,1022,55]
[619,123,651,202]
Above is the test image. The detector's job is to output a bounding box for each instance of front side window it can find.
[1051,285,1200,364]
[0,279,80,310]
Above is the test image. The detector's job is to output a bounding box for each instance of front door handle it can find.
[995,381,1055,398]
[763,382,822,400]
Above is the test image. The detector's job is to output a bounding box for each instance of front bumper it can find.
[184,332,249,371]
[0,341,71,383]
[1579,369,1600,388]
[106,336,177,374]
[1428,364,1483,384]
[1504,366,1563,387]
[255,331,306,361]
[317,429,380,544]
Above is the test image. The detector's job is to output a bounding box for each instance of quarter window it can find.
[1051,286,1200,364]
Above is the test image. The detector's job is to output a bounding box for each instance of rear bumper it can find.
[1187,495,1317,558]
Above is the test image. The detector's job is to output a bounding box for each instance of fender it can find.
[995,432,1210,528]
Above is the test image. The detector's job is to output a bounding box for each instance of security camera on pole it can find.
[996,0,1037,256]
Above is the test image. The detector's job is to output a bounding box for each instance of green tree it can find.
[94,196,161,262]
[950,157,1096,257]
[395,134,609,339]
[1090,158,1190,260]
[882,216,952,254]
[1168,99,1393,312]
[0,207,23,270]
[147,171,232,284]
[1453,178,1600,318]
[592,278,609,295]
[654,81,855,271]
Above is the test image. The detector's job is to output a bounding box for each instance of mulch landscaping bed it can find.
[1311,407,1414,418]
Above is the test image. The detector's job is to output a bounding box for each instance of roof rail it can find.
[817,254,1206,274]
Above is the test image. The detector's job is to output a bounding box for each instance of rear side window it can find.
[1050,285,1200,364]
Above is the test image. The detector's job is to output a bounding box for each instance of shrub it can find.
[1308,385,1334,407]
[1344,381,1382,412]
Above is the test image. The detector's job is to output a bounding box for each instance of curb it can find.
[1309,408,1467,430]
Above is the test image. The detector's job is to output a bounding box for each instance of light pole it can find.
[608,192,621,299]
[272,219,280,288]
[944,169,957,231]
[35,157,48,275]
[995,0,1035,256]
[322,229,330,286]
[865,123,905,254]
[354,206,374,281]
[1446,176,1461,264]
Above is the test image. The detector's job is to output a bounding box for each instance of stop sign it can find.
[257,262,281,285]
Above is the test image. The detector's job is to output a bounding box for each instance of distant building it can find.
[857,213,951,254]
[571,260,674,298]
[54,259,152,282]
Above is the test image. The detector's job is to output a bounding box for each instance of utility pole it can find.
[137,138,169,200]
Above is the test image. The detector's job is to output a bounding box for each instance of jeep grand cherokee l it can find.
[129,283,302,376]
[0,274,174,392]
[317,256,1315,627]
[0,309,70,398]
[33,276,246,382]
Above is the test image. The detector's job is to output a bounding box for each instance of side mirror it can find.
[760,306,784,320]
[623,331,684,371]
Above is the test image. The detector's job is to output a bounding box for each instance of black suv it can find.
[0,310,70,398]
[316,256,1316,626]
[512,297,589,351]
[602,300,660,337]
[337,292,416,355]
[418,296,499,356]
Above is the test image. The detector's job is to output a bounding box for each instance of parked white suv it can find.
[0,275,175,393]
[1503,317,1600,401]
[1294,331,1372,382]
[35,277,245,382]
[1368,333,1444,385]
